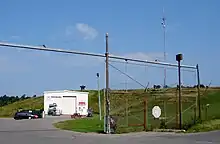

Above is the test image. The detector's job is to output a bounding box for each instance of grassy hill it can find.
[54,87,220,133]
[78,87,220,132]
[1,87,220,132]
[0,96,44,117]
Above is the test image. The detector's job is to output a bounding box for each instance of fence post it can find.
[176,87,179,129]
[196,64,201,120]
[205,104,209,121]
[126,96,128,126]
[144,97,148,131]
[194,107,196,124]
[164,100,167,124]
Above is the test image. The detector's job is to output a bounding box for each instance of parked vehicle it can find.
[47,103,61,116]
[14,110,39,120]
[32,109,44,118]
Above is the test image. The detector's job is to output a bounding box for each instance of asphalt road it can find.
[0,116,220,144]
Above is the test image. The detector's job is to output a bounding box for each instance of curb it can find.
[153,129,186,133]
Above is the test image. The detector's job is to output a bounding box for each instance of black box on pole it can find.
[176,54,183,61]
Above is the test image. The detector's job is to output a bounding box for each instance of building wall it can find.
[76,93,88,116]
[44,90,89,115]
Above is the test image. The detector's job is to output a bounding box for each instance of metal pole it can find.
[125,59,128,91]
[162,8,167,88]
[178,60,182,129]
[145,64,147,87]
[195,71,198,111]
[125,59,128,126]
[176,53,183,129]
[144,97,148,130]
[0,42,105,58]
[97,73,102,120]
[109,55,196,69]
[163,28,167,88]
[176,87,179,129]
[105,33,111,134]
[0,42,196,69]
[196,64,201,119]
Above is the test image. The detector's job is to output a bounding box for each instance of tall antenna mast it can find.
[161,7,167,88]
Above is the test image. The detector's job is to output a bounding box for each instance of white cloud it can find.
[75,23,98,40]
[49,23,98,43]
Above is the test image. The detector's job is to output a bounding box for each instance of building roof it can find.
[44,90,89,94]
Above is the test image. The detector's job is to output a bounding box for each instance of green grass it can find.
[0,96,43,117]
[186,119,220,133]
[54,115,104,133]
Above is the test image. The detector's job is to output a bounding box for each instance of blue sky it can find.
[0,0,219,96]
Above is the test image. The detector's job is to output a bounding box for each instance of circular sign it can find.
[152,106,161,118]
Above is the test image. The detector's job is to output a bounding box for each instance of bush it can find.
[182,117,202,130]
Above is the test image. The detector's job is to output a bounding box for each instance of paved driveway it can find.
[0,117,220,144]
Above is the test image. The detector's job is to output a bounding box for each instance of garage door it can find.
[62,96,76,115]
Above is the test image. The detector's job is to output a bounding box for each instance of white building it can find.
[44,90,89,116]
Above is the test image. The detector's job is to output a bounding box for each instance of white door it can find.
[62,96,76,115]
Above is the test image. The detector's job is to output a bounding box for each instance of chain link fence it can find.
[107,60,202,133]
[147,87,198,130]
[108,88,200,133]
[109,90,146,133]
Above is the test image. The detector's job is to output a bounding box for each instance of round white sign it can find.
[152,106,161,118]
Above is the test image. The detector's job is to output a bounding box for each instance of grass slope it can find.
[186,119,220,133]
[0,96,43,117]
[55,88,220,133]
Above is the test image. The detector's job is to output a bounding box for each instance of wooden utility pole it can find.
[105,33,111,134]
